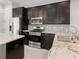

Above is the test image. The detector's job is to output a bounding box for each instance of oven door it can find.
[28,35,41,48]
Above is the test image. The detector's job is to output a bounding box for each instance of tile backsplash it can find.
[28,24,70,32]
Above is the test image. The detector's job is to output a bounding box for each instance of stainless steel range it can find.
[28,26,44,48]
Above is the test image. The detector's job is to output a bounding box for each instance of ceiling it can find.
[13,0,67,8]
[0,0,11,5]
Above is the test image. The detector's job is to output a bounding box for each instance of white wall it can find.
[0,5,5,33]
[4,4,12,34]
[70,0,79,32]
[0,2,12,34]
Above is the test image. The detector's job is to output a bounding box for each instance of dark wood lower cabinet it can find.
[6,38,24,59]
[41,33,55,50]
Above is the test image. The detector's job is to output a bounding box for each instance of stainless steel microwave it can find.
[31,17,43,24]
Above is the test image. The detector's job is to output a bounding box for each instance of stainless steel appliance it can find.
[28,27,44,48]
[24,26,44,48]
[27,33,41,48]
[31,17,43,24]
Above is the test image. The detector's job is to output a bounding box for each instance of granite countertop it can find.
[23,30,73,35]
[0,33,24,46]
[48,35,79,59]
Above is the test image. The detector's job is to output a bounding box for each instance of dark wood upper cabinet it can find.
[43,1,70,24]
[43,4,57,24]
[56,1,70,24]
[13,7,29,35]
[28,1,70,24]
[13,8,22,17]
[31,7,43,17]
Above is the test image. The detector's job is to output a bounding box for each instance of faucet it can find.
[69,25,78,43]
[69,25,77,34]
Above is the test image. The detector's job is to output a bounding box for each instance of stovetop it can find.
[30,29,44,32]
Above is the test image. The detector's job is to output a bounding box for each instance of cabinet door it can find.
[28,8,32,24]
[56,1,70,24]
[12,8,22,17]
[41,33,55,50]
[43,4,57,24]
[31,6,43,17]
[43,1,70,24]
[24,32,29,45]
[6,38,24,59]
[20,8,28,35]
